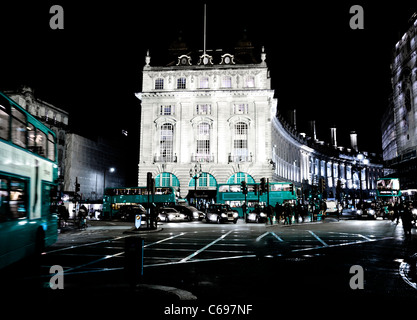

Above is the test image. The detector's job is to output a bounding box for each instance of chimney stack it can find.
[330,126,337,148]
[350,131,358,151]
[308,120,317,141]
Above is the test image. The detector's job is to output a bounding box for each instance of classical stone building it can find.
[136,39,383,205]
[136,45,276,201]
[5,86,69,191]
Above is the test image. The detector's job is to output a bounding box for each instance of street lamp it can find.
[190,163,203,209]
[355,154,369,207]
[103,167,116,195]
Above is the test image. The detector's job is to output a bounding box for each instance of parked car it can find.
[206,204,238,224]
[157,207,187,222]
[173,205,205,221]
[116,205,146,222]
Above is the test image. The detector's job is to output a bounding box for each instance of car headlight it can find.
[248,213,256,220]
[233,212,238,218]
[168,214,175,219]
[412,208,417,215]
[193,212,199,218]
[368,209,375,215]
[260,213,267,217]
[221,213,227,218]
[210,215,218,221]
[357,210,362,214]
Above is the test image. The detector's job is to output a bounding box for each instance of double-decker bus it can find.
[103,186,176,219]
[0,91,58,269]
[217,182,297,217]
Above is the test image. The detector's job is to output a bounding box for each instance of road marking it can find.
[45,235,129,254]
[308,230,328,247]
[256,231,283,242]
[144,232,186,247]
[256,231,270,242]
[180,230,234,262]
[270,232,284,242]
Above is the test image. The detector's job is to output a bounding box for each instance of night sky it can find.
[1,1,416,159]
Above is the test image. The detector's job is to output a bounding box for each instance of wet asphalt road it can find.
[2,219,417,318]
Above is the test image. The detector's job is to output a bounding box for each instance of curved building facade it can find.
[137,46,383,204]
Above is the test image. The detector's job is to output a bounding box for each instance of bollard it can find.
[125,236,144,286]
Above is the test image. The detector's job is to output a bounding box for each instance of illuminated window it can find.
[233,122,248,161]
[196,123,210,161]
[222,76,232,88]
[246,76,255,88]
[160,105,174,115]
[160,123,174,162]
[234,104,248,114]
[196,104,211,115]
[199,77,209,89]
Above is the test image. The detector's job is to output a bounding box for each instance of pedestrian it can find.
[393,201,400,224]
[267,205,274,225]
[275,202,282,224]
[284,203,292,225]
[401,202,413,239]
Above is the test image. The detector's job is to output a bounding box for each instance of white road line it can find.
[144,232,186,248]
[45,235,129,254]
[308,230,328,247]
[270,232,284,242]
[256,231,270,242]
[180,230,234,262]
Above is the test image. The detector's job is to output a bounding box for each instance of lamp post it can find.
[189,163,202,209]
[355,154,369,208]
[104,167,115,219]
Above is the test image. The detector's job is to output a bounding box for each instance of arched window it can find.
[155,172,180,187]
[233,122,248,161]
[189,172,217,188]
[160,123,174,162]
[227,172,255,184]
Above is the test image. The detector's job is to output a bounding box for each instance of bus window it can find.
[9,179,27,219]
[218,185,229,193]
[11,107,27,148]
[0,102,9,140]
[37,130,47,157]
[27,123,36,152]
[0,177,8,222]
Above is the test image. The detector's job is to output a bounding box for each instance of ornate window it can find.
[232,122,248,161]
[196,122,211,162]
[159,123,174,162]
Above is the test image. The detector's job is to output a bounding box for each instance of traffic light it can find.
[146,172,153,192]
[260,178,266,195]
[289,183,294,194]
[75,177,80,193]
[241,181,248,195]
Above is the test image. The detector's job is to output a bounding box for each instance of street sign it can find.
[135,214,142,229]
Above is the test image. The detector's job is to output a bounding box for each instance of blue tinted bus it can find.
[0,91,58,269]
[103,186,176,219]
[217,182,297,217]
